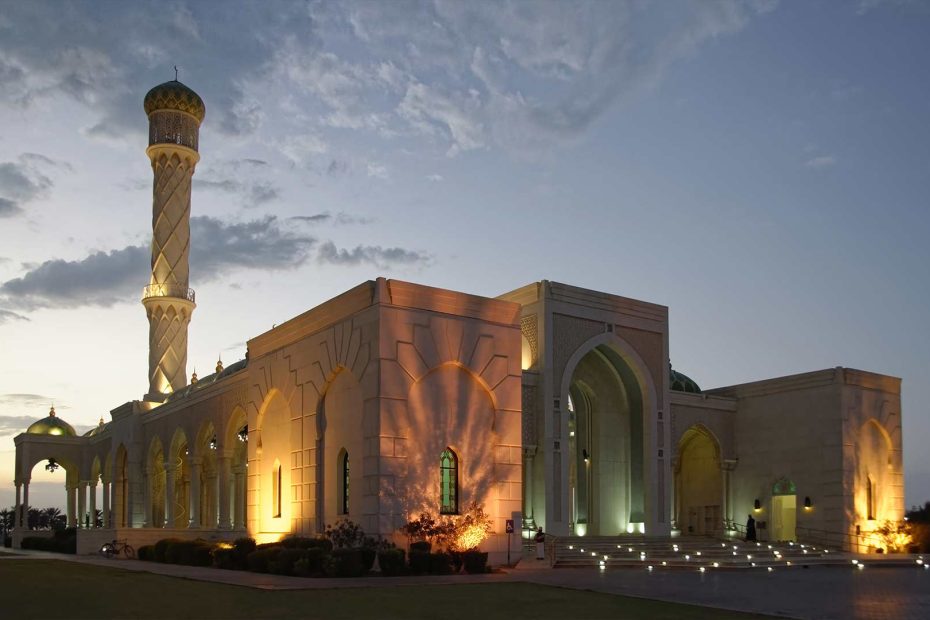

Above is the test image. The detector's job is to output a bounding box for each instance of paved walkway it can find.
[4,548,930,619]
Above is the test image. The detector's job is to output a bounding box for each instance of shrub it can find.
[21,529,76,554]
[189,541,217,567]
[324,519,366,549]
[428,552,453,575]
[378,548,405,576]
[268,548,307,576]
[154,538,181,563]
[409,550,430,574]
[213,547,236,570]
[247,546,284,573]
[281,535,333,552]
[410,540,432,553]
[292,547,329,577]
[164,540,184,564]
[462,550,489,574]
[359,546,376,571]
[137,545,155,562]
[327,547,365,577]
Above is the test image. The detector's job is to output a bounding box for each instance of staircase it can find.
[548,535,841,570]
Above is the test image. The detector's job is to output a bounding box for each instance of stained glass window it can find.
[440,448,458,515]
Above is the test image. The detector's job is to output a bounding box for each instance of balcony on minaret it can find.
[142,283,196,303]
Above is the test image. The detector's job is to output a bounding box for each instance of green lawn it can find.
[0,559,773,620]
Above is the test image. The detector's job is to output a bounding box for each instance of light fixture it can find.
[804,496,812,510]
[45,458,60,473]
[209,435,217,450]
[237,425,248,442]
[754,499,762,511]
[582,448,590,463]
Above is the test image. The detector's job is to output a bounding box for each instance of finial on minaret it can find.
[174,65,179,81]
[191,369,198,385]
[49,405,56,417]
[98,417,105,427]
[216,355,224,374]
[141,78,205,403]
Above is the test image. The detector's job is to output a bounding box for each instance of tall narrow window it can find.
[272,461,282,518]
[866,477,875,520]
[340,451,350,515]
[440,448,458,515]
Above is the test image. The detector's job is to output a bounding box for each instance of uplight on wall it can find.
[753,499,762,512]
[804,496,812,510]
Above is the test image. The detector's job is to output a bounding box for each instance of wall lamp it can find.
[582,449,590,463]
[753,499,761,511]
[804,496,812,510]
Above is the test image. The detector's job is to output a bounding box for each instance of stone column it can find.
[207,471,218,529]
[67,485,77,527]
[142,469,152,527]
[188,457,202,529]
[233,466,246,530]
[89,480,98,527]
[78,482,88,528]
[523,447,536,530]
[109,479,118,528]
[22,481,29,529]
[102,481,111,528]
[14,483,21,528]
[218,456,232,529]
[722,459,738,530]
[164,463,176,529]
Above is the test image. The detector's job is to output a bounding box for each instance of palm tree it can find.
[27,508,40,530]
[0,507,14,534]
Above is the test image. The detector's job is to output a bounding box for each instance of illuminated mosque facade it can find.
[11,81,904,559]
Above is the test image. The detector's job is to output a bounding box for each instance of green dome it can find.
[26,407,77,437]
[670,367,701,393]
[144,80,205,122]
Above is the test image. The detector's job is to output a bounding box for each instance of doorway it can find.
[771,494,797,541]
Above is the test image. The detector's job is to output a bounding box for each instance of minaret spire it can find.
[141,80,205,402]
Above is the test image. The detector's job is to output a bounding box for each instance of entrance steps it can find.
[549,535,842,570]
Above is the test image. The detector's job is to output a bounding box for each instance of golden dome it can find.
[26,406,77,437]
[144,80,205,122]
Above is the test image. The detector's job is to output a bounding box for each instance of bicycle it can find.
[100,539,135,559]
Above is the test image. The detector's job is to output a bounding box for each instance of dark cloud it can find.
[289,211,373,225]
[317,241,429,268]
[0,154,56,217]
[195,159,280,207]
[0,216,316,311]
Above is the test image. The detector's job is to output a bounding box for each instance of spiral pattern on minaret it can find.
[142,80,204,401]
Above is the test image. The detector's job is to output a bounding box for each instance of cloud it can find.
[426,174,444,182]
[0,216,317,311]
[289,211,373,226]
[805,155,836,169]
[195,159,280,207]
[0,309,30,324]
[0,153,61,217]
[317,241,430,269]
[290,213,332,224]
[366,163,389,180]
[0,393,57,409]
[0,415,40,435]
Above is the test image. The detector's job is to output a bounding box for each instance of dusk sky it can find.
[1,0,928,510]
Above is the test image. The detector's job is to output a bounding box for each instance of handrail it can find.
[142,284,196,303]
[796,525,861,551]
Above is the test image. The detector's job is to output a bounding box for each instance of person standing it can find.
[535,527,546,560]
[746,514,757,542]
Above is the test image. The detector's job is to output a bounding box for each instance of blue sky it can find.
[0,0,928,509]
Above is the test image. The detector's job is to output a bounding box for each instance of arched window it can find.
[272,460,282,518]
[340,450,350,515]
[440,448,458,515]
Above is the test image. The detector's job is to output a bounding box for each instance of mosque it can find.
[10,81,904,560]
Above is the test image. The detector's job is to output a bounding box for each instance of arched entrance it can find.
[771,477,797,541]
[565,344,645,536]
[675,426,722,536]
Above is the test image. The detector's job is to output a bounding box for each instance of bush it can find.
[154,538,181,563]
[247,546,284,573]
[281,535,333,553]
[213,547,236,570]
[428,552,453,575]
[360,546,376,571]
[268,548,307,576]
[137,545,155,562]
[292,547,329,577]
[410,540,431,553]
[409,550,430,574]
[324,519,366,549]
[462,550,489,574]
[377,548,405,576]
[327,547,365,577]
[21,529,76,554]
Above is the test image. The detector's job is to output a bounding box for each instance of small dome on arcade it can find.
[26,406,77,437]
[670,366,701,393]
[84,417,107,437]
[143,80,206,122]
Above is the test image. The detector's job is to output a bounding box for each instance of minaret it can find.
[141,79,205,401]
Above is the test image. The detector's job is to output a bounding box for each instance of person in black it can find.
[746,514,757,542]
[534,527,546,560]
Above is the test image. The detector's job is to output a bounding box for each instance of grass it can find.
[0,558,774,620]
